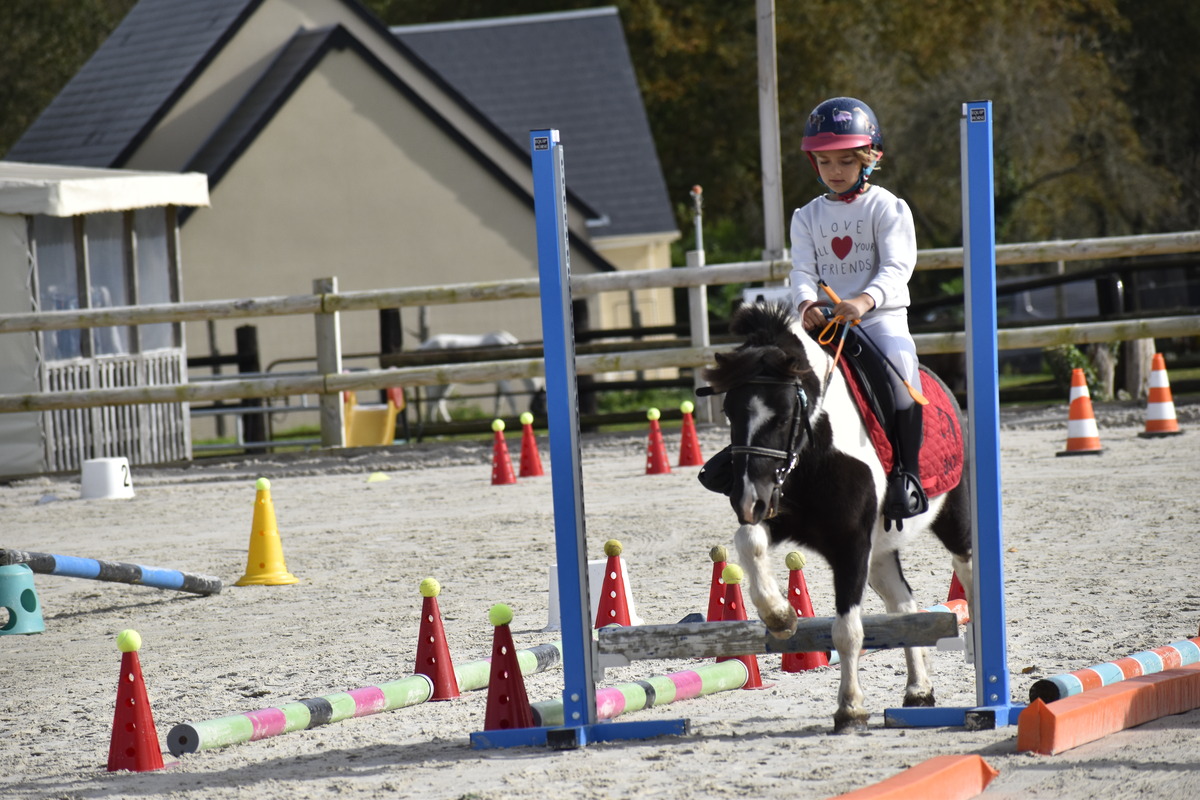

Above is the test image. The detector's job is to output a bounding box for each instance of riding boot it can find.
[884,405,928,524]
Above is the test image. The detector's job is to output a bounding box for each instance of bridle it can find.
[702,377,815,518]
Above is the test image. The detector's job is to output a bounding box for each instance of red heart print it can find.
[832,236,853,259]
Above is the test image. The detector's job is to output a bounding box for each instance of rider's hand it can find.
[796,300,825,331]
[831,293,875,323]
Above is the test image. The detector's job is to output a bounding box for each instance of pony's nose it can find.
[733,486,769,526]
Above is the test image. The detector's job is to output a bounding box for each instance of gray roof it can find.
[394,8,677,240]
[6,0,257,167]
[8,1,676,242]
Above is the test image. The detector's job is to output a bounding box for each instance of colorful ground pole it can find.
[1028,635,1200,703]
[530,659,749,727]
[167,641,563,755]
[0,547,222,595]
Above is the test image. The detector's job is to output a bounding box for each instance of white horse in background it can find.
[416,331,544,422]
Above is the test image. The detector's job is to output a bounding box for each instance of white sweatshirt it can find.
[788,185,917,318]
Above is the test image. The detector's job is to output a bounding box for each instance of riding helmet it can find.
[801,97,883,154]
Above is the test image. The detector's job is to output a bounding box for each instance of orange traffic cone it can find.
[594,540,632,628]
[1057,368,1103,456]
[678,401,704,467]
[645,408,671,474]
[1139,353,1184,438]
[517,412,545,477]
[490,420,517,485]
[782,552,828,672]
[107,629,166,772]
[706,545,728,622]
[482,604,534,731]
[947,573,967,603]
[414,578,459,700]
[235,477,299,586]
[718,564,770,689]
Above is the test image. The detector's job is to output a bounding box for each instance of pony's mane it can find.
[703,301,813,393]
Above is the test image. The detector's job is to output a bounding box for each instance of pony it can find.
[416,331,544,422]
[700,301,972,733]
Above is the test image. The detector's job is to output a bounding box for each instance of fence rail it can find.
[1,230,1198,425]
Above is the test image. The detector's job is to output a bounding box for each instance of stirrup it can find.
[884,470,928,521]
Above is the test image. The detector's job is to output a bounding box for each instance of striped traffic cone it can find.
[1139,353,1184,438]
[1057,369,1103,456]
[593,540,632,629]
[644,408,671,474]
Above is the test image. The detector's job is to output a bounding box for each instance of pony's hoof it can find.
[832,710,869,734]
[762,609,798,639]
[903,691,936,708]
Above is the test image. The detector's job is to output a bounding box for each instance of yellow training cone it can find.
[235,478,299,586]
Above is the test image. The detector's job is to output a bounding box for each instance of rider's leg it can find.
[868,322,927,521]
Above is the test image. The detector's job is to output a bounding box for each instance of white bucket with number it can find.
[80,457,135,500]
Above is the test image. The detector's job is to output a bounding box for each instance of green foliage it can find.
[1042,344,1097,395]
[4,0,1192,263]
[596,387,692,416]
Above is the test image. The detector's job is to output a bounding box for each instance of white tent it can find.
[0,162,208,477]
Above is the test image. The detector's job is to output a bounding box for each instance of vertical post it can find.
[755,0,787,265]
[235,325,265,453]
[883,101,1022,730]
[314,276,344,449]
[960,100,1018,725]
[686,186,715,424]
[530,130,595,741]
[472,130,687,750]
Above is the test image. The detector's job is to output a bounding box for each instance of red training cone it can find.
[594,539,632,628]
[706,545,728,622]
[1139,353,1184,438]
[490,419,517,484]
[482,604,534,731]
[517,413,545,477]
[947,572,967,603]
[781,552,828,672]
[108,629,166,772]
[1057,368,1103,456]
[414,578,459,700]
[717,565,771,689]
[645,408,671,474]
[678,401,704,467]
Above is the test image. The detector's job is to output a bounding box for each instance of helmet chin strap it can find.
[814,160,875,203]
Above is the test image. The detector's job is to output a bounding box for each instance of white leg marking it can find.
[733,523,794,636]
[832,606,867,730]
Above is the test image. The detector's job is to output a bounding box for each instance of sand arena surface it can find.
[1,401,1198,799]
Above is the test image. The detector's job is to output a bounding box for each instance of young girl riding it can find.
[788,96,927,523]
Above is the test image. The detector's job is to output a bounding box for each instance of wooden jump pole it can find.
[596,613,958,666]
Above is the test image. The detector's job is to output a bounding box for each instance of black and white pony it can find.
[701,301,972,733]
[416,331,544,422]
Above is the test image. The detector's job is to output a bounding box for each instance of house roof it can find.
[0,162,209,217]
[5,0,258,168]
[7,0,675,244]
[393,9,678,240]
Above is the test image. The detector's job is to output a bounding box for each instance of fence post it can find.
[686,185,716,424]
[235,325,265,453]
[314,277,344,448]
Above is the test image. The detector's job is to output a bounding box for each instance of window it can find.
[33,215,81,360]
[86,212,131,356]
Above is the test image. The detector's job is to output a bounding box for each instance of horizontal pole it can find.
[2,231,1196,334]
[596,611,958,663]
[4,312,1200,413]
[0,548,222,595]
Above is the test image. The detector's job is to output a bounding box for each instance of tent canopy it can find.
[0,162,209,218]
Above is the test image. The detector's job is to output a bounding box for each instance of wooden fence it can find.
[1,230,1198,448]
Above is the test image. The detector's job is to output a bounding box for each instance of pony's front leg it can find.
[831,606,868,732]
[734,523,795,638]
